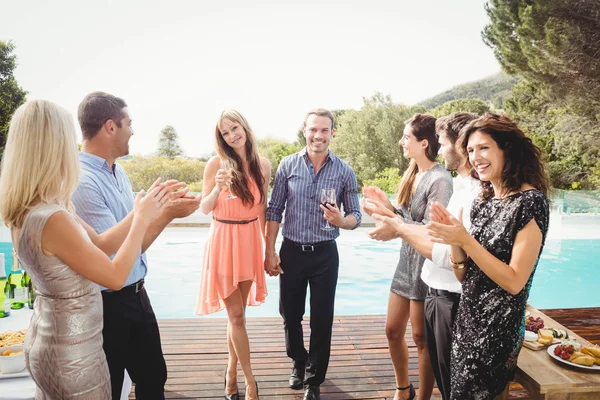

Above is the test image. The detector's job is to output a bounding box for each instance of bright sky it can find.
[2,0,500,158]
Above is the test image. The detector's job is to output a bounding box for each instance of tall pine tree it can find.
[157,125,183,159]
[483,0,600,119]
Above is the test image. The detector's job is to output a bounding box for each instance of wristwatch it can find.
[450,255,469,270]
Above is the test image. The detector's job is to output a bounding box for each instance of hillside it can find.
[418,72,520,109]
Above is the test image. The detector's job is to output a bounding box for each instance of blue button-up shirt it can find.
[72,152,147,290]
[266,148,362,244]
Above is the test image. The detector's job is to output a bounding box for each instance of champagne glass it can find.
[220,159,237,200]
[320,188,336,230]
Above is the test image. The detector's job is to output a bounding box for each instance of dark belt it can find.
[427,287,460,299]
[213,216,258,224]
[103,279,144,295]
[283,238,335,252]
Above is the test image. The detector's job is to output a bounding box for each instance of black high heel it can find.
[396,383,415,400]
[224,366,240,400]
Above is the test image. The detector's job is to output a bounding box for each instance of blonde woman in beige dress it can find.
[0,100,171,399]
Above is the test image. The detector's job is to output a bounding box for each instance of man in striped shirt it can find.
[265,109,361,400]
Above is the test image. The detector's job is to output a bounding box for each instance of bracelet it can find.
[450,255,469,270]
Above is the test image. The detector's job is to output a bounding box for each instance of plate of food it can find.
[547,342,600,371]
[0,329,27,348]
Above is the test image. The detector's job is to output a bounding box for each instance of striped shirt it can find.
[266,148,362,244]
[72,152,147,290]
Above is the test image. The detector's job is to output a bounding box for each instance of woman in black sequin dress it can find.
[426,113,550,400]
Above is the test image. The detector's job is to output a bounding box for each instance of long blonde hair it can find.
[215,109,266,206]
[0,100,79,229]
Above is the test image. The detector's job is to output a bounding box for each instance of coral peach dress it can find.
[196,179,267,315]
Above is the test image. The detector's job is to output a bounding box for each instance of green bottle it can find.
[0,253,10,318]
[8,249,25,310]
[23,271,35,309]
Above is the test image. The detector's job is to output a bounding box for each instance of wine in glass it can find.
[220,159,237,200]
[320,188,336,230]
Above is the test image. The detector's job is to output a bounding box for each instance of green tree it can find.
[430,98,491,118]
[503,80,600,189]
[363,168,402,194]
[331,93,425,187]
[257,138,300,184]
[157,125,183,159]
[120,155,205,192]
[483,0,600,120]
[0,41,28,157]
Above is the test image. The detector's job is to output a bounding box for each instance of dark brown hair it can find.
[461,112,550,199]
[215,110,266,206]
[397,114,438,207]
[303,108,335,130]
[78,92,127,140]
[435,112,478,144]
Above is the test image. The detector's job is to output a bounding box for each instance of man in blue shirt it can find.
[265,109,361,400]
[72,92,201,399]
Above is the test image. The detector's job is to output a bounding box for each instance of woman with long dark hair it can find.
[427,113,550,399]
[363,114,453,400]
[196,110,271,400]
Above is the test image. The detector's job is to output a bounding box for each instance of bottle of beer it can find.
[8,248,26,310]
[22,271,35,309]
[0,253,10,318]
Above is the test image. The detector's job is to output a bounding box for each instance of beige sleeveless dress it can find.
[12,203,110,399]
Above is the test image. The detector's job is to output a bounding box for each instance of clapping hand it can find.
[426,202,470,247]
[368,213,403,241]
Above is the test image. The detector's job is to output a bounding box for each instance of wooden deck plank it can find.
[127,308,599,399]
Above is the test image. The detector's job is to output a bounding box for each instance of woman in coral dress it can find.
[197,110,271,400]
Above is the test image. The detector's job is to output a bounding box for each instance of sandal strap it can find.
[396,384,411,391]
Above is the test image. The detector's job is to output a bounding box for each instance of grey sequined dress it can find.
[450,189,549,399]
[12,203,111,399]
[391,163,453,301]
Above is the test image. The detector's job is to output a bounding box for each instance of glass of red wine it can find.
[320,188,336,230]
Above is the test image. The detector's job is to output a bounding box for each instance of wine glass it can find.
[320,188,336,230]
[220,159,237,200]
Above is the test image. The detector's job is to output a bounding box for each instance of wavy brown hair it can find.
[215,110,266,207]
[397,114,439,207]
[460,112,550,199]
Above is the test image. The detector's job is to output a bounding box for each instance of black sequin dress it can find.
[450,189,549,400]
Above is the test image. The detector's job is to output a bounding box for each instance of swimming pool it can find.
[143,227,600,319]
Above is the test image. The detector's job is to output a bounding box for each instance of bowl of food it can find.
[0,344,26,374]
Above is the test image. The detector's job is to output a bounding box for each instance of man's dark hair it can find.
[78,92,127,140]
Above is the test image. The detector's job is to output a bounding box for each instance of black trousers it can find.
[424,288,461,400]
[279,238,339,387]
[102,283,167,400]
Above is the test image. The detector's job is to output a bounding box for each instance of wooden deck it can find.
[143,308,600,399]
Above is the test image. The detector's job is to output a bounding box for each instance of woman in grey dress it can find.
[363,114,452,400]
[0,100,169,399]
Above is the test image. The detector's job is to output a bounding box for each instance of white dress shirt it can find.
[420,174,481,293]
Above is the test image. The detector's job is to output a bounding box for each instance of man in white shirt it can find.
[366,112,480,400]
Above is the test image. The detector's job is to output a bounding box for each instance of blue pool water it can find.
[141,228,600,319]
[2,227,599,318]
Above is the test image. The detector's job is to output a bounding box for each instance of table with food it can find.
[516,305,600,399]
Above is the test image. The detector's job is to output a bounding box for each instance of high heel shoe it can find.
[245,380,259,400]
[224,366,240,400]
[396,383,415,400]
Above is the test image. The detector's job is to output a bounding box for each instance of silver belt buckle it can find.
[301,244,314,252]
[134,280,143,293]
